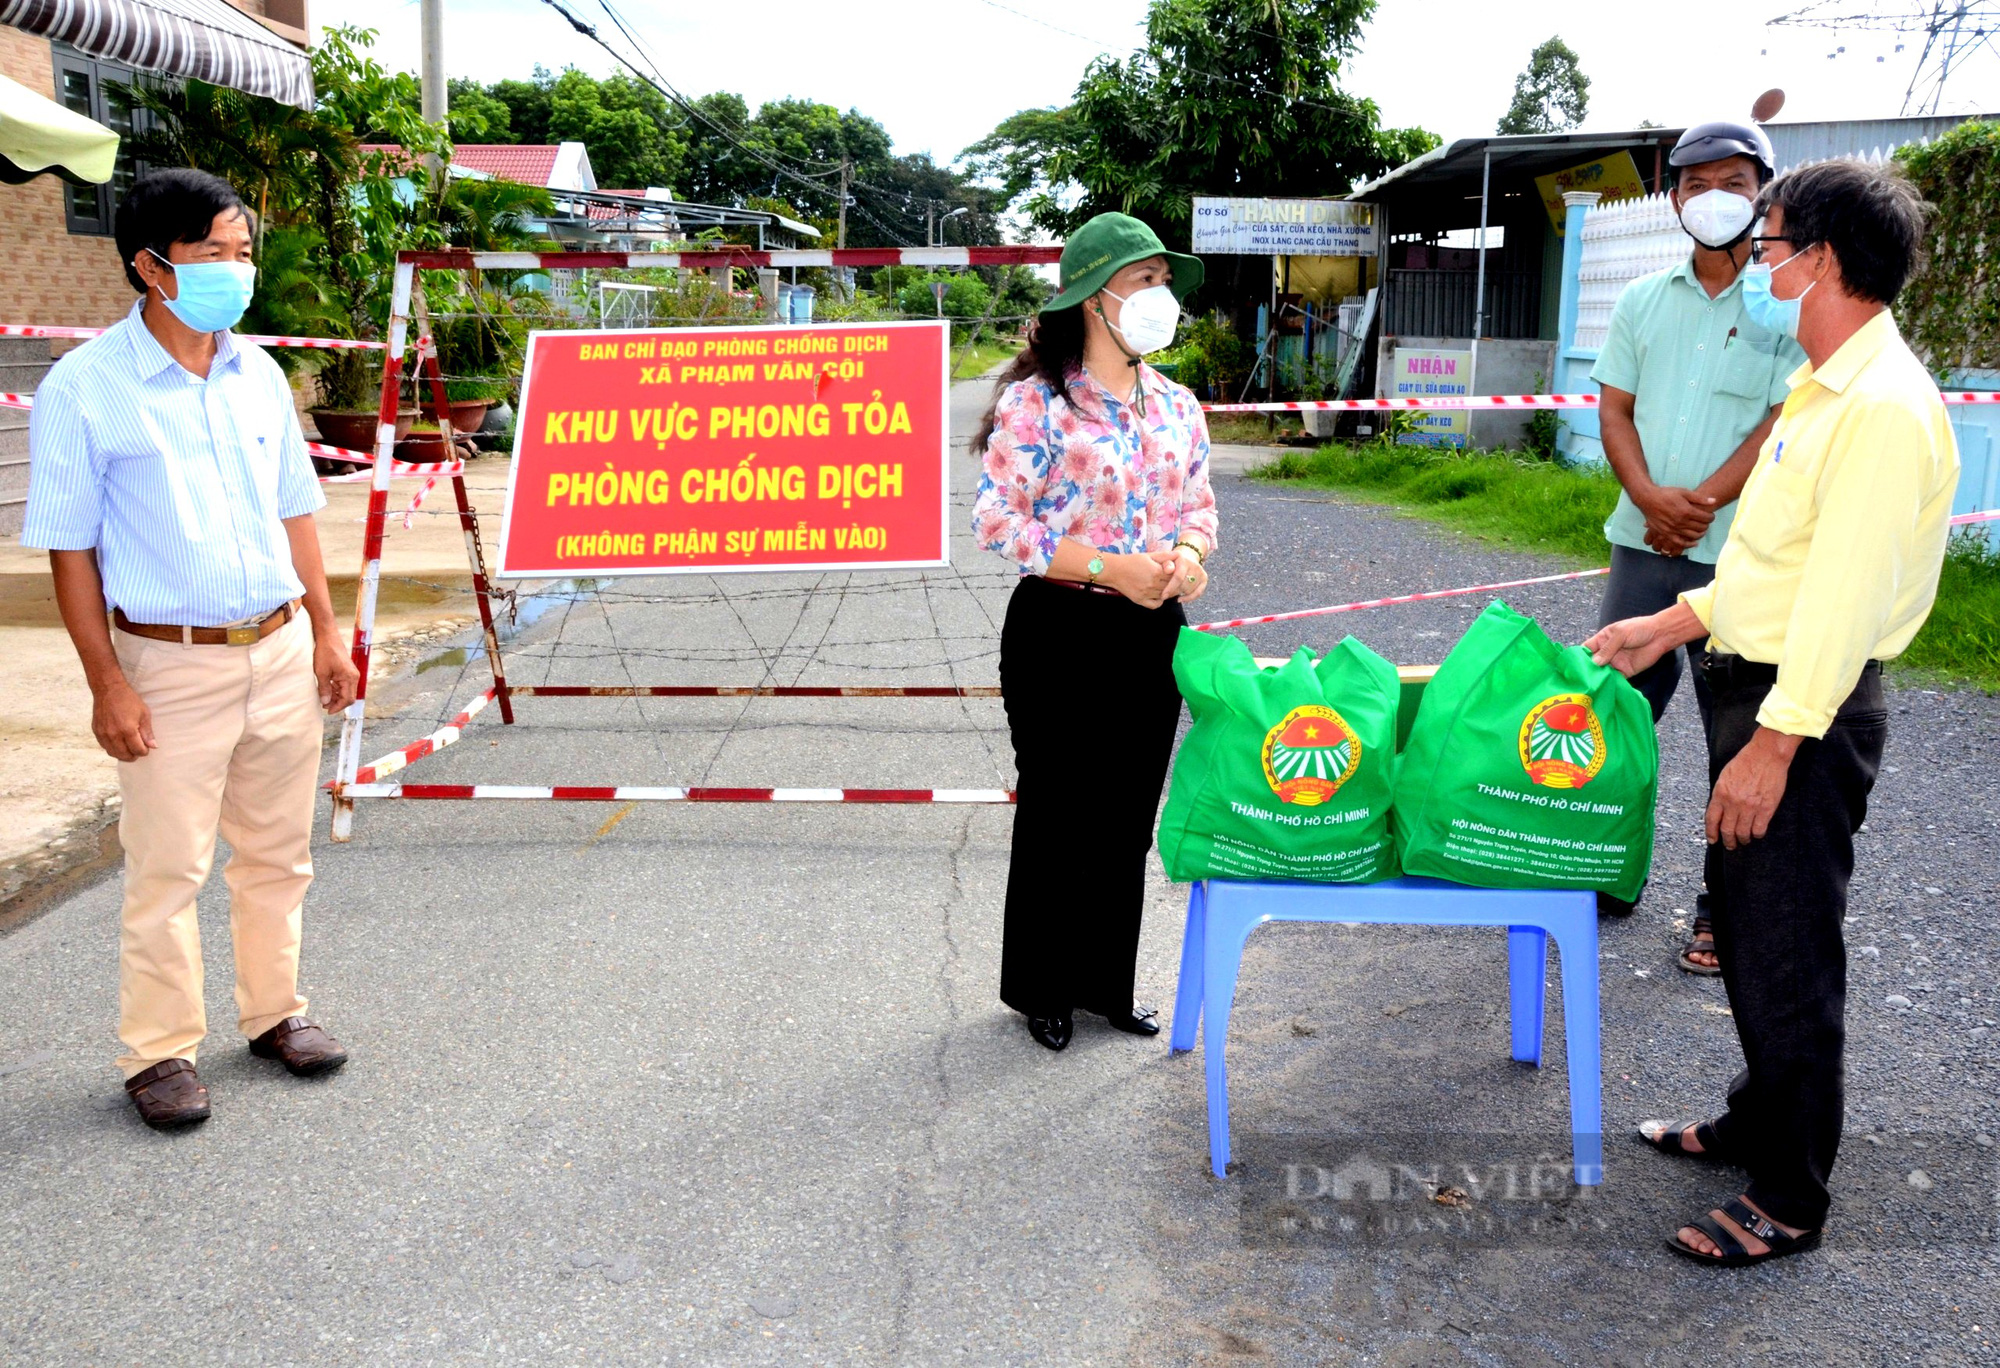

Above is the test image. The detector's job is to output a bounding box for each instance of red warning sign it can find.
[498,320,949,576]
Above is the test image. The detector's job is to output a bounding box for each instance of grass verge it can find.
[1255,442,1622,563]
[1205,413,1309,446]
[1253,441,2000,691]
[952,338,1020,380]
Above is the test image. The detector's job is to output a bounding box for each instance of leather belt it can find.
[1699,652,1779,687]
[114,600,299,647]
[1702,652,1881,689]
[1041,576,1123,597]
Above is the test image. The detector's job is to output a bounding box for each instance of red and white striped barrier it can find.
[337,684,1009,791]
[397,246,1062,271]
[341,783,1016,802]
[1192,567,1613,632]
[1203,391,2000,413]
[1951,508,2000,526]
[347,686,498,785]
[0,323,386,349]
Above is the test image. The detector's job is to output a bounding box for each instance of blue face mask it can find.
[149,249,256,333]
[1739,251,1816,339]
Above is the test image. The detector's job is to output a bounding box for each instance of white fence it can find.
[1570,146,1923,354]
[1573,193,1685,353]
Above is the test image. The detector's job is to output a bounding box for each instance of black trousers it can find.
[1597,545,1720,918]
[997,576,1186,1017]
[1597,544,1716,730]
[1703,656,1887,1231]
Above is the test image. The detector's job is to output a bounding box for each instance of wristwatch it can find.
[1086,554,1106,585]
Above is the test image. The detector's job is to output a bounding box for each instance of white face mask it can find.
[1099,283,1180,354]
[1678,188,1756,249]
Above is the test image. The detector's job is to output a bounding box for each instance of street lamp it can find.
[935,205,969,247]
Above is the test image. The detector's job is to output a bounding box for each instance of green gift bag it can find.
[1392,600,1658,900]
[1157,628,1401,884]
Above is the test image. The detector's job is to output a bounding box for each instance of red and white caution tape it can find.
[1204,391,2000,413]
[3,393,451,485]
[1207,394,1603,413]
[1192,567,1612,633]
[509,684,1003,698]
[319,458,465,481]
[0,323,384,349]
[402,476,442,528]
[341,783,1016,802]
[1194,518,1997,634]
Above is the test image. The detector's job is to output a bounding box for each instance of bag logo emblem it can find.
[1261,705,1360,806]
[1519,693,1605,789]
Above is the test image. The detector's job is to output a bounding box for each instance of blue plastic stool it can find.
[1169,876,1602,1185]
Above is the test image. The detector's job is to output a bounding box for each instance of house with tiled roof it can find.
[357,140,598,192]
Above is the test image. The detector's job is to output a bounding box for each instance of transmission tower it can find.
[1767,1,1999,114]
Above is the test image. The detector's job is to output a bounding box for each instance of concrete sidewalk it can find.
[0,456,511,892]
[1,375,1994,1365]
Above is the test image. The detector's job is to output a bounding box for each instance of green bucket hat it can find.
[1043,211,1203,313]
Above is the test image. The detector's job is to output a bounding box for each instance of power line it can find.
[534,0,870,206]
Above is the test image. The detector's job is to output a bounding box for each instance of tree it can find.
[677,95,892,217]
[1497,37,1590,136]
[487,70,556,146]
[547,69,684,188]
[959,107,1078,208]
[964,0,1437,318]
[445,76,513,140]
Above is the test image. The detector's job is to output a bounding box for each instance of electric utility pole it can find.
[836,160,850,248]
[420,0,447,173]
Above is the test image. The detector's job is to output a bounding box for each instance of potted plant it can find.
[420,375,508,435]
[310,349,418,452]
[394,420,450,462]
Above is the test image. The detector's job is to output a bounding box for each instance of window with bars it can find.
[50,46,153,238]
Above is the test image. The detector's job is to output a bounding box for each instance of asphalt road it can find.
[1,374,1995,1365]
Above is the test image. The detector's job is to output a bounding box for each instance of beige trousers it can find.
[111,610,323,1078]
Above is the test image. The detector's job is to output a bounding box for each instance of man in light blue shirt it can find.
[1589,121,1804,950]
[22,169,359,1128]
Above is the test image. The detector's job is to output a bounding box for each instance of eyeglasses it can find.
[1749,236,1796,264]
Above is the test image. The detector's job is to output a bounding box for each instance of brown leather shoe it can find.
[125,1059,211,1129]
[248,1017,349,1077]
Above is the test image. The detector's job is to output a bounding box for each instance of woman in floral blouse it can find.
[971,212,1219,1053]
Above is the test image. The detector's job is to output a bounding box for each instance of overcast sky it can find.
[340,0,1999,166]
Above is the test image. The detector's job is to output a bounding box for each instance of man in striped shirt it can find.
[22,169,359,1129]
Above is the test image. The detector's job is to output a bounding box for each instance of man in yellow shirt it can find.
[1586,158,1957,1267]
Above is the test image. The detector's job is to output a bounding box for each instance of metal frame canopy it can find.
[1345,128,1685,414]
[328,244,1061,839]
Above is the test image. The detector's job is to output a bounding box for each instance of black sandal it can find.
[1666,1196,1824,1268]
[1636,1118,1738,1165]
[1678,918,1722,976]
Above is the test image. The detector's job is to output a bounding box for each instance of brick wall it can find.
[0,27,144,330]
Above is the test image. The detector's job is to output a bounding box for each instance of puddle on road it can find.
[411,577,604,675]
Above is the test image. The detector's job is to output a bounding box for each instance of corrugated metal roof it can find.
[1352,113,2000,203]
[1349,130,1680,201]
[1765,114,2000,170]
